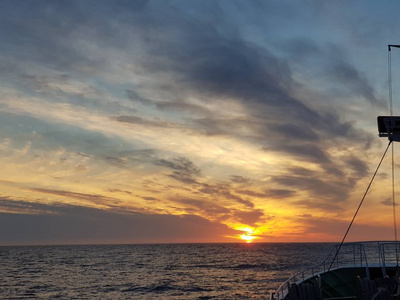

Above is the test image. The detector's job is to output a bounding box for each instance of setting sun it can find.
[240,234,256,243]
[238,227,256,243]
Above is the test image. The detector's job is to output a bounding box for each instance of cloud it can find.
[198,183,254,208]
[235,189,268,198]
[233,209,265,226]
[265,189,296,199]
[219,190,254,208]
[126,89,212,116]
[154,157,201,184]
[126,89,152,105]
[292,199,342,212]
[266,144,331,165]
[107,188,133,195]
[272,175,352,202]
[171,196,263,227]
[130,11,361,145]
[141,196,158,201]
[0,198,54,214]
[230,175,250,184]
[236,189,296,200]
[297,215,396,242]
[113,115,181,129]
[118,2,376,205]
[283,38,385,108]
[381,198,398,207]
[0,200,238,245]
[346,156,369,178]
[174,197,230,216]
[271,124,320,142]
[0,1,393,244]
[29,188,122,207]
[327,58,385,107]
[21,73,97,97]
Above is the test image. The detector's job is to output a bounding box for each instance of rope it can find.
[393,142,399,269]
[328,141,392,272]
[389,45,400,269]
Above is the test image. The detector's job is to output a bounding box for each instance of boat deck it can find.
[271,242,400,300]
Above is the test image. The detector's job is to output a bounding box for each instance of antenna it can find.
[389,45,400,51]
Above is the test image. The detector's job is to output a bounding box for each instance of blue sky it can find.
[1,0,400,245]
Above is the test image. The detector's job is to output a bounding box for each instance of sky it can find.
[2,0,400,245]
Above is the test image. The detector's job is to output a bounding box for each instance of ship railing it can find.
[378,242,400,277]
[270,243,369,300]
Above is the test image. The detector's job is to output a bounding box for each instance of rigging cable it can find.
[393,141,399,269]
[328,141,392,272]
[389,45,399,269]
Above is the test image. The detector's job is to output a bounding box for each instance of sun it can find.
[240,234,256,243]
[238,227,257,243]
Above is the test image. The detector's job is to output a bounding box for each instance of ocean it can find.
[0,243,335,299]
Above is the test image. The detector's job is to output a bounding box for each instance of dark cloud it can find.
[265,144,331,165]
[0,1,90,71]
[0,198,54,214]
[198,183,254,208]
[171,196,263,226]
[283,38,385,108]
[119,2,376,205]
[141,196,158,201]
[130,10,368,146]
[126,89,152,105]
[271,124,320,141]
[236,189,267,198]
[288,164,345,185]
[381,198,398,207]
[265,189,296,199]
[29,188,122,207]
[346,156,369,178]
[0,1,379,146]
[288,167,315,177]
[126,89,211,116]
[327,59,385,107]
[230,175,250,184]
[233,210,265,226]
[107,189,132,195]
[113,115,180,128]
[154,157,201,184]
[272,175,351,202]
[102,156,127,167]
[98,149,157,170]
[155,101,211,116]
[190,117,261,137]
[175,197,230,216]
[378,173,389,180]
[219,190,254,208]
[0,200,237,245]
[236,188,296,200]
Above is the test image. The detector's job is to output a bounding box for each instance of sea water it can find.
[0,243,334,299]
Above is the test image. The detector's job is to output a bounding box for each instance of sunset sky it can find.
[2,0,400,245]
